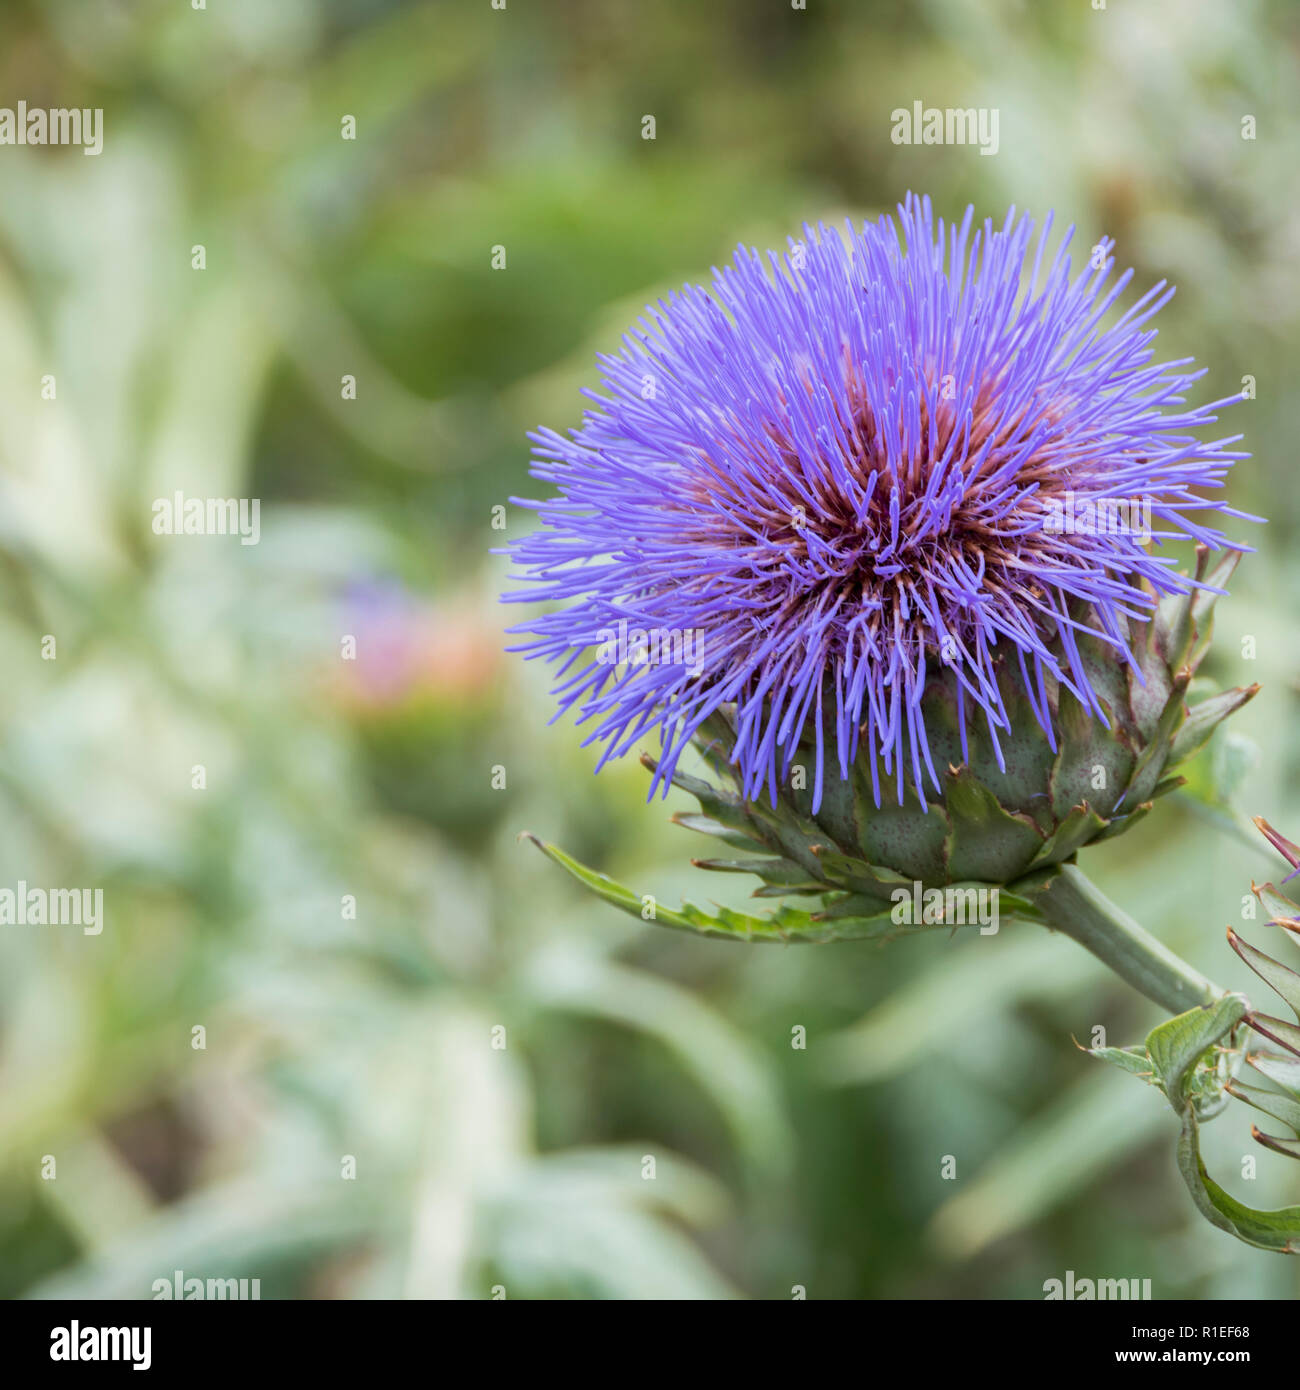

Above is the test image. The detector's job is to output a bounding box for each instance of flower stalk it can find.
[1033,863,1222,1014]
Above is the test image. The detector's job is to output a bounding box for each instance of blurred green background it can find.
[0,0,1297,1299]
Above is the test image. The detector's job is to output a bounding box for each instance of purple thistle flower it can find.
[504,195,1253,814]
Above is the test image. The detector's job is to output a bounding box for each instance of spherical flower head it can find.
[504,195,1252,815]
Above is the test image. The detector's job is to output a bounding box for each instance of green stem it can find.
[1035,863,1223,1014]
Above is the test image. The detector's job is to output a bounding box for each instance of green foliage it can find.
[1091,994,1300,1252]
[1091,831,1300,1253]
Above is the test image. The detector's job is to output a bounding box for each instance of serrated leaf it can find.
[803,902,911,941]
[523,833,799,941]
[523,834,899,944]
[811,888,959,938]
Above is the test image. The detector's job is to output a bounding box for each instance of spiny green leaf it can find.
[1228,928,1300,1021]
[1225,1081,1300,1136]
[1167,685,1259,767]
[741,796,829,877]
[807,842,911,895]
[1126,667,1190,802]
[1255,816,1300,872]
[689,855,818,885]
[522,834,896,944]
[670,812,766,853]
[1027,801,1107,869]
[1088,1044,1158,1083]
[1251,1129,1300,1161]
[1253,881,1300,929]
[1248,1051,1300,1094]
[1092,802,1152,842]
[1187,549,1241,670]
[1154,581,1196,673]
[523,832,795,940]
[1250,1012,1300,1059]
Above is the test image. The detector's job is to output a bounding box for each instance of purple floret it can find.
[504,194,1253,812]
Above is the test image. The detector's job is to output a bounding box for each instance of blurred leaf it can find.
[526,946,792,1185]
[927,1070,1170,1260]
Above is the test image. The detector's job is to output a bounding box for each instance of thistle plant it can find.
[504,196,1287,1249]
